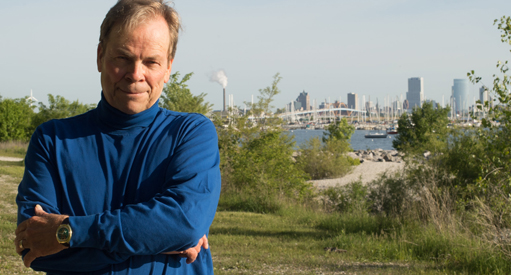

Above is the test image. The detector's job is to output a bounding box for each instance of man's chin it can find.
[113,101,151,115]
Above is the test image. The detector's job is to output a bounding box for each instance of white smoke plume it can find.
[210,69,228,88]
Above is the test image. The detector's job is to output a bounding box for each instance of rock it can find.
[378,158,386,162]
[347,152,358,159]
[423,151,431,159]
[383,154,393,162]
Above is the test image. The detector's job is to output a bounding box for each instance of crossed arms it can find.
[15,116,221,273]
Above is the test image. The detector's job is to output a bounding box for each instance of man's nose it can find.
[125,62,145,82]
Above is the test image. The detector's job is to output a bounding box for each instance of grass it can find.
[210,207,511,274]
[0,141,28,159]
[0,162,42,274]
[1,153,510,274]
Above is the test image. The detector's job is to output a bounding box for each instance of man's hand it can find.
[15,205,68,267]
[161,235,208,264]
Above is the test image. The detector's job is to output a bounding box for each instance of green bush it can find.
[0,98,34,142]
[393,101,450,154]
[321,181,369,214]
[32,94,96,128]
[296,138,354,180]
[160,72,212,114]
[217,73,314,213]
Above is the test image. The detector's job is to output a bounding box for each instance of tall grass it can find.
[0,141,28,158]
[0,163,42,274]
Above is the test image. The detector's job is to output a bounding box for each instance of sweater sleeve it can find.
[17,117,221,273]
[68,116,221,254]
[17,126,132,272]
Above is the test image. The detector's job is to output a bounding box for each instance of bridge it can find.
[278,107,366,122]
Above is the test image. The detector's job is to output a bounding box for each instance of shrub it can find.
[296,138,353,180]
[321,181,369,214]
[216,73,314,213]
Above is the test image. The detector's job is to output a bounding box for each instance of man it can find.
[14,0,221,274]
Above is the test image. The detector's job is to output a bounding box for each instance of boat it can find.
[386,125,398,134]
[386,128,398,135]
[364,132,388,138]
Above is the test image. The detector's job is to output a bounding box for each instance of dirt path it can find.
[0,156,23,162]
[311,161,405,190]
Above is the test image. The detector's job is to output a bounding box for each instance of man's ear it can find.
[97,44,104,73]
[164,59,174,83]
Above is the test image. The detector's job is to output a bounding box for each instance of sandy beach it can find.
[310,161,405,190]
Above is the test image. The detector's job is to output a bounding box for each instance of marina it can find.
[288,129,395,150]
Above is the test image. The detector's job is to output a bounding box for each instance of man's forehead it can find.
[106,19,171,55]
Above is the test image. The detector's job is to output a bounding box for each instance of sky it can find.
[1,0,511,111]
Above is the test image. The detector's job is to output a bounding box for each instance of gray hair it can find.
[99,0,181,60]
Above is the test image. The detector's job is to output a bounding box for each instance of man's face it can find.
[97,16,173,114]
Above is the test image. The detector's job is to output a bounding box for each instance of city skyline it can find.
[282,76,483,115]
[1,1,510,111]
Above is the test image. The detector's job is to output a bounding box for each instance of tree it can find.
[392,101,450,153]
[297,118,356,180]
[216,73,311,212]
[467,15,511,193]
[246,73,282,127]
[322,118,355,143]
[32,94,96,128]
[160,72,212,115]
[0,97,35,141]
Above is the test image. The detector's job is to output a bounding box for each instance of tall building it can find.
[347,93,358,110]
[296,91,310,111]
[452,79,469,113]
[287,101,302,111]
[479,86,489,104]
[406,77,424,110]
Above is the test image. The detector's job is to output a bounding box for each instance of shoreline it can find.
[310,161,405,190]
[310,148,405,190]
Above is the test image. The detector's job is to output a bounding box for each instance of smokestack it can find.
[223,88,226,112]
[209,70,228,112]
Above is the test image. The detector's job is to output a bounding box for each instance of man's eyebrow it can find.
[113,48,165,60]
[112,47,133,57]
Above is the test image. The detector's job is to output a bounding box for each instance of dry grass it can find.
[470,192,511,259]
[0,164,43,274]
[0,141,28,159]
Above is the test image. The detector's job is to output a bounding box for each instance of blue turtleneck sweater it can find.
[17,95,221,274]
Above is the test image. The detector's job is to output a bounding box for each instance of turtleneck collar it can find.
[96,92,160,131]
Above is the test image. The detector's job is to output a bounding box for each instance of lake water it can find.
[286,129,395,150]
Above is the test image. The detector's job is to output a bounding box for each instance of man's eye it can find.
[146,61,160,66]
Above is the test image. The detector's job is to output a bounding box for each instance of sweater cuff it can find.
[68,215,98,248]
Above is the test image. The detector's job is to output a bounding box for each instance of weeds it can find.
[0,141,28,158]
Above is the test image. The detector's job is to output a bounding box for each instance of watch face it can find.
[57,227,70,241]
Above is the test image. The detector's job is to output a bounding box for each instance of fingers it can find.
[201,235,209,250]
[34,204,46,216]
[14,238,26,255]
[23,251,37,268]
[185,251,198,264]
[15,205,45,235]
[15,220,28,235]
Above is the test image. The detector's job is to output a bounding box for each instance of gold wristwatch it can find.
[56,217,72,247]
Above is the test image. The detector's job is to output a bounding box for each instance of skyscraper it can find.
[296,91,310,111]
[479,86,489,104]
[406,77,424,110]
[347,93,358,110]
[452,79,469,113]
